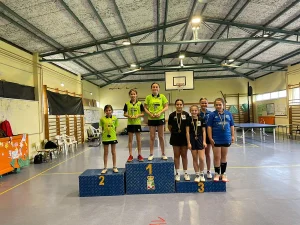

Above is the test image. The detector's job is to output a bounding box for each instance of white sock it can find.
[195,172,200,176]
[200,171,204,175]
[175,169,178,174]
[184,170,187,174]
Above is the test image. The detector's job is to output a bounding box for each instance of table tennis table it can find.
[234,123,277,144]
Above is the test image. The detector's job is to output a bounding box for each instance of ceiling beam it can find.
[0,2,109,83]
[112,0,138,64]
[156,0,160,58]
[58,0,122,73]
[87,0,128,66]
[99,57,163,87]
[200,0,247,54]
[40,18,189,57]
[222,0,300,62]
[161,0,169,57]
[177,0,198,52]
[40,37,300,62]
[103,75,243,84]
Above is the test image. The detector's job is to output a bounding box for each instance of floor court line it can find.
[39,164,300,176]
[0,148,91,196]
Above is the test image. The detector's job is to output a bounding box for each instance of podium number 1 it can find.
[99,176,105,186]
[146,164,153,175]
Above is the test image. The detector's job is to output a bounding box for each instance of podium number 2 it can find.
[198,182,204,193]
[99,176,105,186]
[146,164,153,175]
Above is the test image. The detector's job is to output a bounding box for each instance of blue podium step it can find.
[79,169,125,197]
[125,157,175,195]
[176,174,226,193]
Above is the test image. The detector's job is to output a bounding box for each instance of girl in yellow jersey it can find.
[100,105,119,174]
[144,83,168,161]
[123,89,145,162]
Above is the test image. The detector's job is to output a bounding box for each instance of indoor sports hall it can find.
[0,1,300,225]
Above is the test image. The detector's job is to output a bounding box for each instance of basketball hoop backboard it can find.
[165,71,194,90]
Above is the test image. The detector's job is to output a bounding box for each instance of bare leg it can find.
[136,132,142,155]
[180,146,188,171]
[111,144,117,167]
[157,125,165,155]
[173,146,181,170]
[205,144,211,171]
[128,132,133,156]
[103,144,109,168]
[149,126,156,155]
[221,147,229,163]
[191,150,199,173]
[213,147,221,167]
[198,149,205,172]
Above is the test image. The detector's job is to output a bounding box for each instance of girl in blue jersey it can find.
[199,98,212,179]
[207,98,234,182]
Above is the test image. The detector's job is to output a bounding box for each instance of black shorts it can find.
[170,133,187,146]
[127,125,142,133]
[148,119,165,126]
[206,137,210,145]
[214,143,231,147]
[102,140,118,145]
[190,135,204,150]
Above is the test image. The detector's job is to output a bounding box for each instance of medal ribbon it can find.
[218,112,226,130]
[176,112,182,132]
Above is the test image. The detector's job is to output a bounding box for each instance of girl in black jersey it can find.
[168,99,190,181]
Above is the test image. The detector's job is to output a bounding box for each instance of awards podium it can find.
[78,157,227,197]
[175,174,226,193]
[79,169,125,197]
[125,157,175,194]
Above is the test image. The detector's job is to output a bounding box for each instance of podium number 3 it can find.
[198,182,204,193]
[99,176,105,186]
[146,164,153,175]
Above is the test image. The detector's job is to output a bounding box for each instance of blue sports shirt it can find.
[207,110,234,144]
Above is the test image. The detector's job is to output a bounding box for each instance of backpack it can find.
[34,154,43,164]
[0,120,13,137]
[0,129,7,138]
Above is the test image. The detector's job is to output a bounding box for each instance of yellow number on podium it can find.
[146,164,153,175]
[99,176,105,186]
[198,182,204,193]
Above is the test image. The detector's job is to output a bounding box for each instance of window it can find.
[256,94,263,101]
[96,101,100,108]
[278,90,286,98]
[262,93,270,100]
[270,92,278,99]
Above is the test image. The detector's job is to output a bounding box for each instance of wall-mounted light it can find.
[90,92,93,95]
[61,83,64,87]
[228,59,235,63]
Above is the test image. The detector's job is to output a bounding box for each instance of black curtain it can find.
[47,90,84,115]
[0,81,35,100]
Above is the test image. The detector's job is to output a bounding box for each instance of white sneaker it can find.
[184,173,190,181]
[161,154,168,160]
[207,171,212,179]
[194,175,200,182]
[200,173,206,182]
[101,168,107,174]
[148,154,154,161]
[113,167,118,173]
[175,173,180,181]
